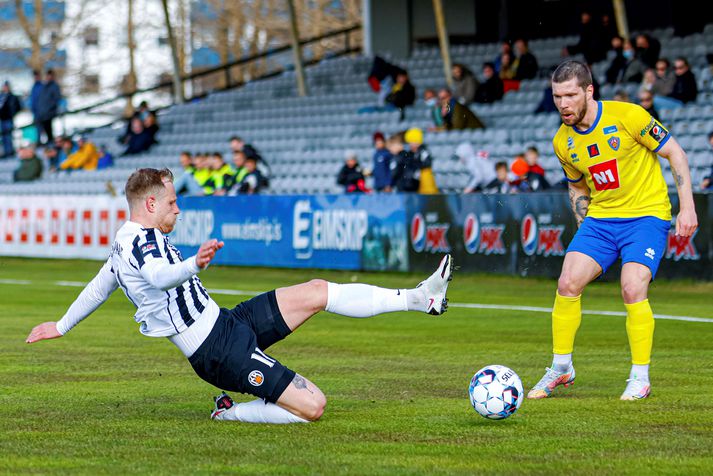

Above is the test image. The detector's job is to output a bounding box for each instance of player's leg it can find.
[527,251,603,399]
[618,216,669,400]
[275,254,453,332]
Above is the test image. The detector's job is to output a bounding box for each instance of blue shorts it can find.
[567,216,670,279]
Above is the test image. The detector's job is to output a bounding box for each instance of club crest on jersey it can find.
[567,137,575,150]
[608,136,620,151]
[587,144,600,158]
[248,370,264,386]
[603,125,618,134]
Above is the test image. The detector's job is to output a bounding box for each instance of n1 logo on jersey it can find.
[588,159,620,191]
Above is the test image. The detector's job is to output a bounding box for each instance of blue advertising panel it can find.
[170,194,408,271]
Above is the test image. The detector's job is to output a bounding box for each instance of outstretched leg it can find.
[275,255,454,332]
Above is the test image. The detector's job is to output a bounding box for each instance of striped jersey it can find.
[56,221,219,343]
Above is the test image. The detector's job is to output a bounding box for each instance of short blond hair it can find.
[125,168,173,209]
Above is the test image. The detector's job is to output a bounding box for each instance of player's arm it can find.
[139,237,224,291]
[26,259,119,344]
[657,137,698,237]
[567,178,591,227]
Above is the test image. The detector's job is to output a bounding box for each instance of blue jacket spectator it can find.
[30,70,42,118]
[123,117,155,155]
[371,132,392,192]
[36,70,62,145]
[0,81,22,158]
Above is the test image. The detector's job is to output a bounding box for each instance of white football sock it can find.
[629,364,650,383]
[552,353,573,372]
[325,282,424,318]
[217,399,309,424]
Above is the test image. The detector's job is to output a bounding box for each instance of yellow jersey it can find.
[553,100,672,221]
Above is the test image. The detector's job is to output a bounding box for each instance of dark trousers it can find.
[37,118,54,145]
[1,119,13,157]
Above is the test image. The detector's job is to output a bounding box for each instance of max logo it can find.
[521,214,565,257]
[666,229,699,261]
[463,213,506,255]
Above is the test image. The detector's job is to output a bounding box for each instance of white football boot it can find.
[416,254,454,315]
[620,378,651,401]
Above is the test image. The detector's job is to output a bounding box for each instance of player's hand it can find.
[676,207,698,237]
[26,322,62,344]
[196,239,224,269]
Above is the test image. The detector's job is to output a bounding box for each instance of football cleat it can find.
[527,365,576,399]
[211,391,235,420]
[620,378,651,401]
[416,254,454,316]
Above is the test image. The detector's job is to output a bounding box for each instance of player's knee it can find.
[621,281,647,304]
[306,279,328,311]
[303,393,327,421]
[557,274,584,296]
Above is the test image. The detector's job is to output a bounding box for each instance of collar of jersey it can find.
[571,100,602,136]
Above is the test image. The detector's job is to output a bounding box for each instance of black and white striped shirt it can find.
[56,221,219,356]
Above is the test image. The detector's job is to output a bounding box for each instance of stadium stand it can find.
[1,25,712,195]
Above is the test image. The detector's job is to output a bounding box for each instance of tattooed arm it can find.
[657,136,698,237]
[568,178,591,227]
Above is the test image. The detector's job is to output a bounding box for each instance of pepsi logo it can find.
[411,213,426,252]
[463,213,480,254]
[521,214,538,256]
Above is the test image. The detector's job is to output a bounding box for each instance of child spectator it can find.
[371,131,392,192]
[524,147,550,191]
[337,150,369,193]
[483,161,513,194]
[389,133,420,192]
[405,127,438,194]
[454,142,495,193]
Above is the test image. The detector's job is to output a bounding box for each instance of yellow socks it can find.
[625,299,655,365]
[552,292,582,355]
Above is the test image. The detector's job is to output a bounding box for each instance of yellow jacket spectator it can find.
[60,137,100,171]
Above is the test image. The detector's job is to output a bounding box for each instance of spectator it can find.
[452,63,478,104]
[499,52,517,80]
[509,156,532,193]
[0,81,21,158]
[620,39,647,83]
[474,62,504,104]
[57,136,77,167]
[635,34,661,69]
[700,132,713,190]
[423,89,444,130]
[513,39,539,80]
[438,88,485,130]
[60,136,100,171]
[371,131,392,192]
[229,135,261,161]
[524,146,550,191]
[122,117,154,155]
[388,133,420,193]
[203,152,235,195]
[43,145,60,172]
[143,111,159,145]
[613,89,630,103]
[135,101,150,121]
[564,11,609,64]
[493,41,513,74]
[29,71,42,142]
[227,150,249,189]
[35,69,62,145]
[234,155,265,194]
[192,152,213,192]
[669,57,698,104]
[454,142,495,193]
[605,36,627,84]
[652,59,675,96]
[638,90,660,121]
[174,151,203,196]
[97,144,114,169]
[13,141,42,182]
[483,161,514,194]
[337,150,369,193]
[367,56,406,106]
[385,72,416,118]
[405,127,438,194]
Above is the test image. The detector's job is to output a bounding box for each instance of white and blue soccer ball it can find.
[469,365,524,420]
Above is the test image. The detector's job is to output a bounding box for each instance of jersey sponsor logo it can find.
[411,212,450,253]
[587,144,600,158]
[666,229,700,261]
[248,370,264,387]
[640,117,656,137]
[607,136,620,151]
[521,214,566,257]
[140,242,157,255]
[464,213,505,255]
[649,124,668,143]
[603,125,618,134]
[588,159,620,191]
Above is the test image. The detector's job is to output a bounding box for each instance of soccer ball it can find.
[469,365,524,420]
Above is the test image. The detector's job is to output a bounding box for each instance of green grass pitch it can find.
[1,257,712,475]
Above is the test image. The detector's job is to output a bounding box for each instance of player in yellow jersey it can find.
[527,61,698,401]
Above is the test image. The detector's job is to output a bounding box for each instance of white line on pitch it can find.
[0,278,710,323]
